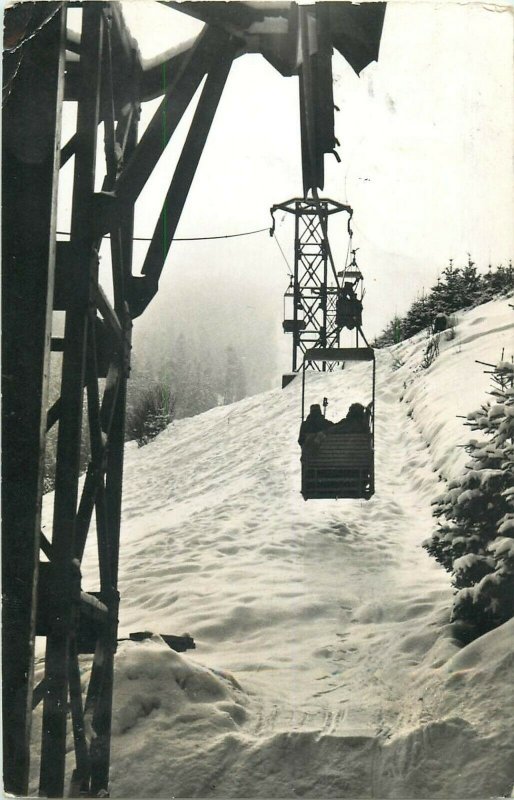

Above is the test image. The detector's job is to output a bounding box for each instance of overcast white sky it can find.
[61,1,513,366]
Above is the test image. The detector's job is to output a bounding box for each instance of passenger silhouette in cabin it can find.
[298,404,333,447]
[336,282,363,330]
[330,402,371,434]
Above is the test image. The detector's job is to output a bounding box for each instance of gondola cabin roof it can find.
[338,269,363,281]
[303,347,374,363]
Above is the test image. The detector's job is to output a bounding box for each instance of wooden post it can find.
[39,6,104,795]
[1,7,67,794]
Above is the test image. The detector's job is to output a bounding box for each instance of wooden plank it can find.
[40,7,104,794]
[74,465,102,563]
[2,7,67,794]
[309,450,370,456]
[46,398,62,432]
[80,592,108,622]
[312,446,371,453]
[309,462,370,469]
[40,532,53,560]
[32,679,48,710]
[305,474,367,483]
[306,455,371,464]
[59,134,76,167]
[100,364,121,435]
[141,38,236,284]
[88,640,115,795]
[311,453,371,460]
[303,462,371,500]
[85,326,114,594]
[68,643,90,794]
[96,284,123,348]
[115,26,230,208]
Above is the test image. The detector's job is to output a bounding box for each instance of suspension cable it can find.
[272,232,293,276]
[56,225,270,242]
[339,232,353,286]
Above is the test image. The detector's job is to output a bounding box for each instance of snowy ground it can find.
[38,297,514,798]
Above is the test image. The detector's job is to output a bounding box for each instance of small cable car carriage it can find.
[299,347,376,500]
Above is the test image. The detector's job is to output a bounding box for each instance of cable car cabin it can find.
[282,279,306,334]
[300,347,376,500]
[335,287,363,330]
[335,297,362,330]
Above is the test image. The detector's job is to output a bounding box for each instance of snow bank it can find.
[397,297,514,480]
[110,637,250,797]
[111,636,382,798]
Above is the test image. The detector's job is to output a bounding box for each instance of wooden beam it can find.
[142,40,237,284]
[68,643,90,795]
[96,284,123,347]
[39,6,104,795]
[115,25,231,209]
[1,8,67,795]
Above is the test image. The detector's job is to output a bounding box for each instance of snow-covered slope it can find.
[40,297,514,798]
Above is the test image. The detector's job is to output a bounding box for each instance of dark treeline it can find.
[374,260,513,347]
[126,336,248,446]
[125,272,279,445]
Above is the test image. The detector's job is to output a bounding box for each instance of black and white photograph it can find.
[2,0,514,797]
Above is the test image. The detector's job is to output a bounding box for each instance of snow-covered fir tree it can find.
[425,357,514,635]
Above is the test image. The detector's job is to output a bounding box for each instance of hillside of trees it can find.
[126,335,248,446]
[373,260,513,347]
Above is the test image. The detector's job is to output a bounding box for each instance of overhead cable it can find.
[272,232,293,276]
[56,226,270,242]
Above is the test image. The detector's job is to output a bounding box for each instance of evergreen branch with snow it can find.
[424,357,514,637]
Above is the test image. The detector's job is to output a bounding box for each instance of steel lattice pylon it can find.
[272,197,353,372]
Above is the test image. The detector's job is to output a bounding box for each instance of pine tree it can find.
[125,379,176,446]
[455,257,482,308]
[402,293,433,339]
[196,352,218,413]
[425,357,514,635]
[222,345,247,405]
